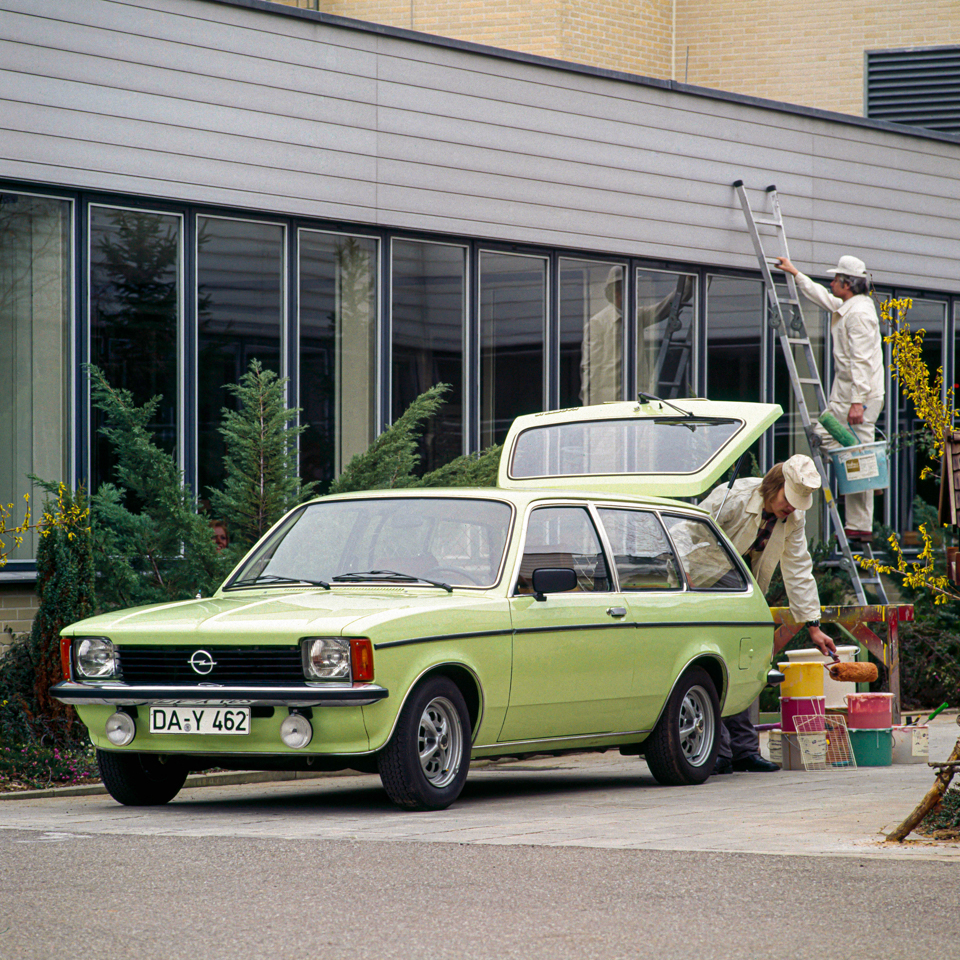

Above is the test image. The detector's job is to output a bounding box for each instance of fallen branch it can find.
[886,736,960,842]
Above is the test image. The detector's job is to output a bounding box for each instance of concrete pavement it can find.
[2,713,958,861]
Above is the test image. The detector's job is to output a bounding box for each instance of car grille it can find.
[116,645,304,685]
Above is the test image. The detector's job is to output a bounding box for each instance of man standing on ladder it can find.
[775,255,885,542]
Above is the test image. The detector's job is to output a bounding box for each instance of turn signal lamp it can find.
[350,638,374,682]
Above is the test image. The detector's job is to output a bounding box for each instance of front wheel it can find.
[97,749,189,806]
[644,666,719,786]
[378,676,471,810]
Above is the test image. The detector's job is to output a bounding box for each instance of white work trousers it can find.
[813,399,881,533]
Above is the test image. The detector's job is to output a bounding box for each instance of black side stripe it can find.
[374,620,773,650]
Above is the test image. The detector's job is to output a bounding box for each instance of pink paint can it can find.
[780,696,826,733]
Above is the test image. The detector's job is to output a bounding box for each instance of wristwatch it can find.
[805,619,821,628]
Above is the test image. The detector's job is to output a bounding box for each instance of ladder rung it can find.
[754,218,782,227]
[785,337,811,345]
[797,378,822,385]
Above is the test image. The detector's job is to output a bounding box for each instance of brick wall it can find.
[269,0,960,116]
[0,585,38,652]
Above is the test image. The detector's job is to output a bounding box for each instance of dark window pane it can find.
[706,275,763,403]
[637,269,696,399]
[197,216,284,498]
[89,206,180,491]
[480,252,546,446]
[391,239,465,472]
[1,192,71,560]
[559,259,624,407]
[299,231,377,493]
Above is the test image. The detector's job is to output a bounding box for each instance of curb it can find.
[0,767,361,801]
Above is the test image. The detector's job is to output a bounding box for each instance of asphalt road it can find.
[3,723,959,960]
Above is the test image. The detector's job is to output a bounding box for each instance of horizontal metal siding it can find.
[0,0,958,293]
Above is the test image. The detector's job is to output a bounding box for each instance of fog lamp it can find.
[280,713,313,749]
[105,710,136,746]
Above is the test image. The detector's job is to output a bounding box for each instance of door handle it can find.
[606,606,627,618]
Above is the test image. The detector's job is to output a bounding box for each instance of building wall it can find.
[273,0,960,117]
[2,0,959,292]
[0,585,38,650]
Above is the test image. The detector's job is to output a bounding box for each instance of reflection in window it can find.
[197,216,284,497]
[598,509,681,590]
[661,513,747,591]
[299,231,377,492]
[90,205,180,490]
[706,275,763,403]
[559,259,624,407]
[637,269,696,399]
[517,506,610,593]
[480,252,546,446]
[391,239,465,473]
[1,192,71,560]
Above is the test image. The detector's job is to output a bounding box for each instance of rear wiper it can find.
[229,574,330,590]
[331,570,453,593]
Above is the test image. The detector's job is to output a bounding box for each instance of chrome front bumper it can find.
[50,680,389,708]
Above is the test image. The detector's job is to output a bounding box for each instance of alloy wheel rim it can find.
[418,696,463,787]
[678,684,713,767]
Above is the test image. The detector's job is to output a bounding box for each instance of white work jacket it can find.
[700,478,821,624]
[795,273,884,409]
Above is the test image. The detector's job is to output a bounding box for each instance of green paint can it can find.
[849,727,893,767]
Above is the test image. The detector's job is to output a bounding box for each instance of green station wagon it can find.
[53,399,783,810]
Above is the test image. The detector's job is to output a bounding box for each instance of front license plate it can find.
[149,706,250,735]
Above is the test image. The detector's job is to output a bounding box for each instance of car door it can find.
[500,504,637,743]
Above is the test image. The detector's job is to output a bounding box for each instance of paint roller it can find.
[826,661,878,683]
[818,411,859,448]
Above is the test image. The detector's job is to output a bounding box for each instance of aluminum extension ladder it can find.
[732,180,887,605]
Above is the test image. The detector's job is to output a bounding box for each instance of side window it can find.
[516,506,611,594]
[598,509,681,590]
[661,513,748,591]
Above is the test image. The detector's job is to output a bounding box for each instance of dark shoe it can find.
[732,754,780,773]
[844,529,873,543]
[713,756,733,775]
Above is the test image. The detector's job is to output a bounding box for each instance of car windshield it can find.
[509,417,743,479]
[225,497,514,590]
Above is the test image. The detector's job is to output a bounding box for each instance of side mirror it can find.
[766,667,785,686]
[531,567,578,601]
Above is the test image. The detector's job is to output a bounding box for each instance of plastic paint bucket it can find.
[846,693,894,729]
[777,661,825,699]
[848,727,893,767]
[780,696,826,733]
[829,440,889,494]
[768,730,826,771]
[891,724,929,765]
[784,645,859,708]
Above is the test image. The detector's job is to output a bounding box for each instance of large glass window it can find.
[299,231,378,493]
[705,275,763,404]
[559,259,624,407]
[0,192,71,561]
[391,239,466,473]
[598,508,681,590]
[89,205,181,490]
[636,268,696,399]
[197,216,284,498]
[480,251,546,446]
[517,506,611,593]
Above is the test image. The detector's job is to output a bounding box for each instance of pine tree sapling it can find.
[329,384,449,495]
[87,364,228,607]
[207,359,316,553]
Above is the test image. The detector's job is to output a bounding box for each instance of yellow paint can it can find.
[777,661,825,699]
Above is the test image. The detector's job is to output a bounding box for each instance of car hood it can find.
[62,588,484,642]
[498,398,782,498]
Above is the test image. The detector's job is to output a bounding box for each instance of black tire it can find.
[644,666,719,787]
[378,676,471,811]
[97,749,189,806]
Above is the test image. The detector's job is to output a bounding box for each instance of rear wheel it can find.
[97,749,189,806]
[378,676,471,810]
[644,666,719,786]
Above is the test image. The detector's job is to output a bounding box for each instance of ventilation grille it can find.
[117,645,304,685]
[866,47,960,134]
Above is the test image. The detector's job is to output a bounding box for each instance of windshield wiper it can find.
[331,570,453,593]
[229,574,330,590]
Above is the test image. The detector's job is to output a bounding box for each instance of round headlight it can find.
[280,713,313,749]
[105,711,136,746]
[76,637,119,679]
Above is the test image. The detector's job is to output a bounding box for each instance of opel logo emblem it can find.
[189,649,217,675]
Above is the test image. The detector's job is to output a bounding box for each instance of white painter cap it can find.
[782,454,821,511]
[825,255,868,278]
